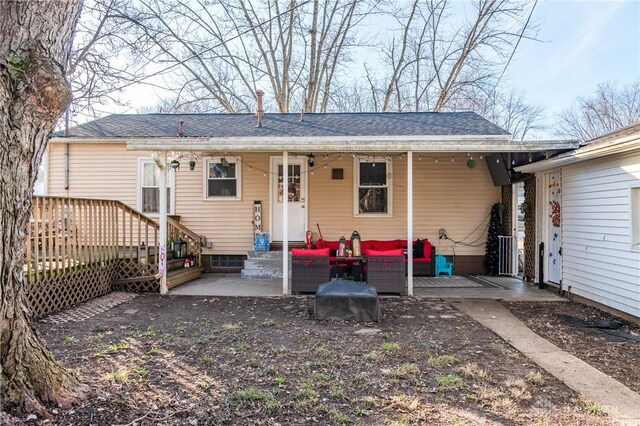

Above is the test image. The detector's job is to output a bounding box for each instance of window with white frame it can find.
[631,186,640,247]
[204,157,241,199]
[355,157,392,215]
[138,159,173,214]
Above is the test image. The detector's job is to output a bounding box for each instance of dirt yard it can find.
[6,295,617,425]
[503,300,640,394]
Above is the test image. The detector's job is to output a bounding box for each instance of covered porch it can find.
[170,273,563,301]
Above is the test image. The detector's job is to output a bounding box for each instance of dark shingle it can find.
[55,111,510,139]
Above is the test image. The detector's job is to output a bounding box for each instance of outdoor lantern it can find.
[172,239,187,259]
[338,236,347,257]
[350,231,362,257]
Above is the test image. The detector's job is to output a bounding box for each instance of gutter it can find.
[515,136,639,173]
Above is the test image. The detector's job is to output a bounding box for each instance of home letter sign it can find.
[253,201,262,235]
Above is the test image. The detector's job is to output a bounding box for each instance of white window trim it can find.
[136,157,175,216]
[630,184,640,250]
[202,156,242,201]
[353,156,393,217]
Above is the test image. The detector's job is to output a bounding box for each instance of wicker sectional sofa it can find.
[314,238,436,276]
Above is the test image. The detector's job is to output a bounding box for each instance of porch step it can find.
[167,267,202,289]
[241,250,291,279]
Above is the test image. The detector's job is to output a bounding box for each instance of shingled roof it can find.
[55,111,510,139]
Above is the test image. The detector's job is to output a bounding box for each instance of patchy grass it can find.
[437,374,464,389]
[382,342,401,352]
[427,354,459,367]
[29,296,613,426]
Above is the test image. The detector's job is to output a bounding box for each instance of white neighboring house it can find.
[517,123,640,319]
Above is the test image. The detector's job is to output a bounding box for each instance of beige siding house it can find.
[48,109,576,293]
[517,123,640,319]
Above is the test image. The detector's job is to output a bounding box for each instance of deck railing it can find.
[25,196,201,283]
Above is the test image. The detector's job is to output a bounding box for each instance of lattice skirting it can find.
[26,262,117,318]
[111,260,160,293]
[26,260,160,318]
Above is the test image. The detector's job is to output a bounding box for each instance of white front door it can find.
[547,171,562,284]
[271,157,307,241]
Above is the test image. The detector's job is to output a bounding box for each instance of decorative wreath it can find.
[550,201,560,228]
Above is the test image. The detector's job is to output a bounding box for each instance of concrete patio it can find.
[170,274,564,301]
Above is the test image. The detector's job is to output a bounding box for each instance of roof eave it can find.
[124,135,578,152]
[515,135,640,173]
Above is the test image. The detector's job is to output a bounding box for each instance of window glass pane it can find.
[142,187,159,213]
[143,163,158,187]
[277,164,300,202]
[209,162,236,178]
[208,180,237,197]
[359,188,388,213]
[359,162,386,186]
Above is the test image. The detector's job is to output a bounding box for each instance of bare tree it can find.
[371,0,538,113]
[124,0,377,113]
[556,80,640,141]
[450,86,546,139]
[1,0,90,415]
[64,0,153,123]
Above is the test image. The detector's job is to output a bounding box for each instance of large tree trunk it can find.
[0,0,87,416]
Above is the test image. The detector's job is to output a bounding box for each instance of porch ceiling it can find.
[124,136,579,153]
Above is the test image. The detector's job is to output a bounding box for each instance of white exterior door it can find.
[547,171,562,284]
[271,157,307,241]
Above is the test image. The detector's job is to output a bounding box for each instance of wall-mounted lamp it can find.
[307,153,315,167]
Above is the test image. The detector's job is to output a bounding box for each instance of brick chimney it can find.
[256,90,264,128]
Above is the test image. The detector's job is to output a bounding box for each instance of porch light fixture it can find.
[307,154,315,167]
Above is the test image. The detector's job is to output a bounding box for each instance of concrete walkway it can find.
[455,299,640,426]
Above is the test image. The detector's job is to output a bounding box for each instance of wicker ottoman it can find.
[315,280,380,322]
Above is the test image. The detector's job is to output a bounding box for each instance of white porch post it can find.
[282,151,289,295]
[407,151,413,296]
[159,151,168,294]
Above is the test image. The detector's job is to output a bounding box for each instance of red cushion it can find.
[315,239,326,249]
[364,248,404,257]
[361,240,375,250]
[292,248,330,257]
[374,240,400,251]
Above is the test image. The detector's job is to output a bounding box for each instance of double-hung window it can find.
[355,158,392,215]
[138,159,173,214]
[204,157,241,199]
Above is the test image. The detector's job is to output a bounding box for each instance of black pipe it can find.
[538,242,546,289]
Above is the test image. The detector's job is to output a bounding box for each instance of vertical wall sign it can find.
[253,201,262,235]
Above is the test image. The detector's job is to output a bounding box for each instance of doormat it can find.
[40,292,138,324]
[413,276,482,288]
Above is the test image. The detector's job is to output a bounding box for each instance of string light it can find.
[451,157,454,162]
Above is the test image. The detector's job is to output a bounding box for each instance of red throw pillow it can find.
[422,240,432,260]
[315,239,326,249]
[363,248,405,257]
[291,248,330,257]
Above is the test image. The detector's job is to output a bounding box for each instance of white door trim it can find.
[269,155,309,242]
